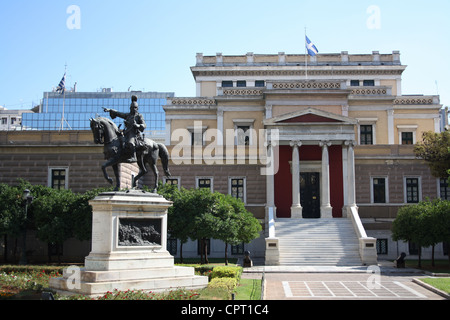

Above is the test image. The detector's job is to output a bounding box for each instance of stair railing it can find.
[265,207,279,265]
[348,206,378,265]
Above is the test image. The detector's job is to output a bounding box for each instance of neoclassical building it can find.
[1,51,448,265]
[163,51,448,265]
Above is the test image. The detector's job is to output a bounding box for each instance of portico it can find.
[264,108,358,219]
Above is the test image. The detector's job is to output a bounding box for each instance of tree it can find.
[158,185,262,265]
[158,183,193,263]
[189,188,222,264]
[0,180,55,262]
[32,188,79,263]
[217,194,262,265]
[213,193,240,265]
[393,199,450,268]
[392,203,424,267]
[432,199,450,266]
[418,201,441,267]
[414,131,450,179]
[0,183,25,262]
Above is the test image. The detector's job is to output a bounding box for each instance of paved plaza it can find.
[242,262,448,300]
[263,273,444,300]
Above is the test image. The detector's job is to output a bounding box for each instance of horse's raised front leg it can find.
[102,162,114,185]
[102,156,120,189]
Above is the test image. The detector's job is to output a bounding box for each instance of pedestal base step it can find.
[49,266,208,297]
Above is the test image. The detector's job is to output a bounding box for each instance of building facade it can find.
[163,51,448,263]
[1,52,448,264]
[22,91,174,142]
[0,106,34,131]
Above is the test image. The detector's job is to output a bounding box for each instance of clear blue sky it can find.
[1,0,449,110]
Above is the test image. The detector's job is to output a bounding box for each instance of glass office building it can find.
[21,91,174,140]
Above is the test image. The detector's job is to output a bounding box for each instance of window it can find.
[222,81,233,87]
[360,125,373,145]
[197,177,213,191]
[197,239,210,255]
[350,80,360,87]
[1,118,7,125]
[408,241,420,255]
[363,80,375,86]
[232,243,244,255]
[376,239,388,255]
[10,117,17,124]
[440,178,450,200]
[48,243,63,256]
[233,119,254,146]
[237,80,247,87]
[405,178,420,203]
[397,125,417,145]
[188,125,207,146]
[167,238,177,256]
[164,177,180,189]
[372,178,387,203]
[236,125,250,146]
[255,80,265,87]
[191,131,203,146]
[230,177,246,203]
[401,132,414,145]
[49,167,69,190]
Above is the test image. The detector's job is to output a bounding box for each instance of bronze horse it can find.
[90,117,171,192]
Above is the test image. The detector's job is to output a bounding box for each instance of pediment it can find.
[264,108,357,126]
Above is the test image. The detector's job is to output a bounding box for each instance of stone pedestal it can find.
[50,190,208,297]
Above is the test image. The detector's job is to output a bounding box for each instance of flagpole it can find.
[60,88,66,132]
[305,27,308,80]
[59,64,71,132]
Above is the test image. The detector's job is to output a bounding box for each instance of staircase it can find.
[275,218,363,266]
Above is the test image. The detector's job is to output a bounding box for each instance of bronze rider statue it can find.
[103,95,146,163]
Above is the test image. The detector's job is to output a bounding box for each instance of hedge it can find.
[210,266,243,280]
[208,277,238,292]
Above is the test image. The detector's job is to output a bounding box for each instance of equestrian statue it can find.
[90,95,171,192]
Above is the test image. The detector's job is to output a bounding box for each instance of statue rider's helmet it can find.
[130,95,139,113]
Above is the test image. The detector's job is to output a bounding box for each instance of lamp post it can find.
[19,189,33,265]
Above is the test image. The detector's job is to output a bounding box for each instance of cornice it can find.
[191,66,406,78]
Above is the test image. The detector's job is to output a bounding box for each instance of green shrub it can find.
[210,266,242,280]
[208,277,238,292]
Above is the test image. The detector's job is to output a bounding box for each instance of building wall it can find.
[0,131,110,192]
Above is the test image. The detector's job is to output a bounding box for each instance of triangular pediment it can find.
[264,108,357,126]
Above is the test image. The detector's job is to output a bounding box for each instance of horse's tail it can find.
[158,143,171,177]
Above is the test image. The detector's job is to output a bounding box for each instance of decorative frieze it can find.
[394,97,435,105]
[351,88,387,95]
[223,88,264,96]
[272,82,341,89]
[169,98,216,106]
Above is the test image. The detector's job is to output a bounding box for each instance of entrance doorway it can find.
[300,172,321,218]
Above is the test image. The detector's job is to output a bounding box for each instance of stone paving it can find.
[264,273,443,300]
[241,261,448,300]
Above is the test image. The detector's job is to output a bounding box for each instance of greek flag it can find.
[56,73,66,94]
[305,36,319,56]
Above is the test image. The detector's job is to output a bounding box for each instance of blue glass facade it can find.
[22,91,174,139]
